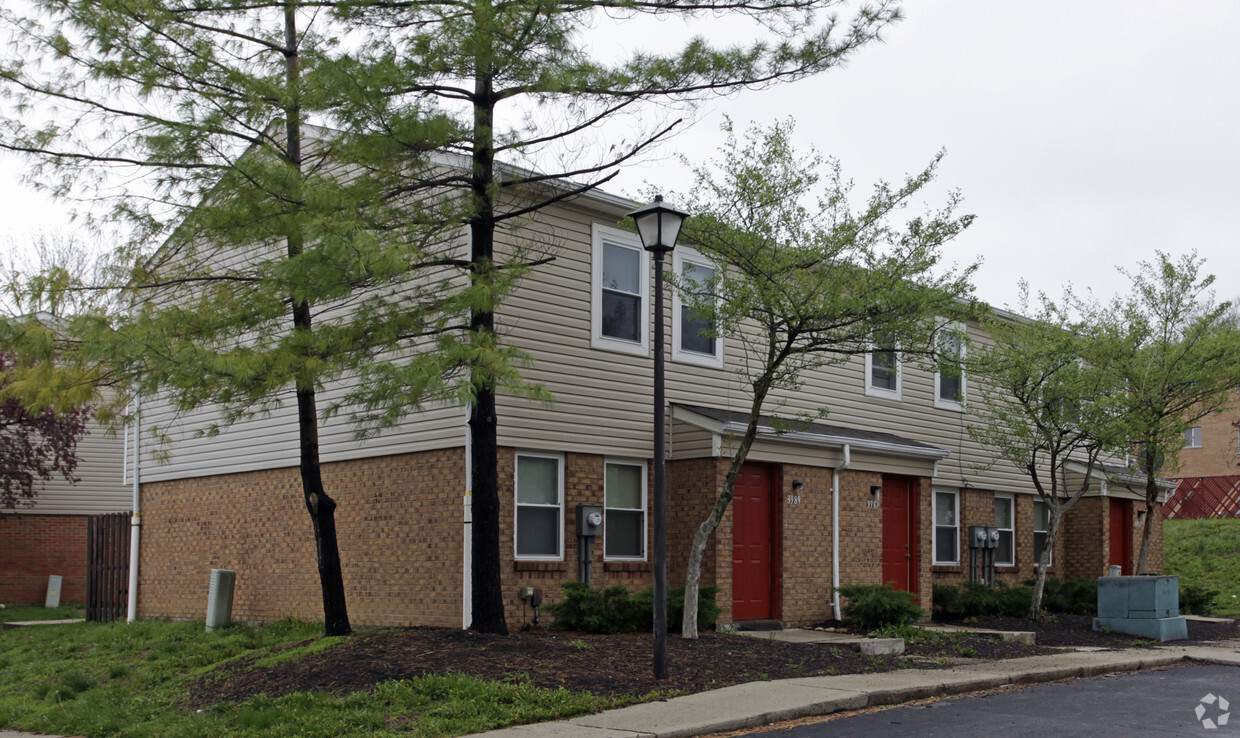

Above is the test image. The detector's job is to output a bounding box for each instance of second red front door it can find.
[732,464,776,620]
[881,475,918,593]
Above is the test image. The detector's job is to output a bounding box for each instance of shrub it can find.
[932,581,1028,619]
[1041,577,1096,615]
[1180,584,1218,616]
[546,582,719,633]
[837,583,923,632]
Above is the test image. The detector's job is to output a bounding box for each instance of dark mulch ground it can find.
[192,616,1238,707]
[192,627,1042,706]
[938,613,1240,647]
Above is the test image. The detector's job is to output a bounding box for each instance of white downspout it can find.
[831,444,851,622]
[126,394,141,623]
[462,409,473,630]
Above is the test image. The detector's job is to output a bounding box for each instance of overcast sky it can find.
[2,1,1237,310]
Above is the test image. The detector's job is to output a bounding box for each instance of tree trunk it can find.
[1134,461,1158,575]
[681,380,769,638]
[466,0,507,635]
[284,2,350,637]
[1028,509,1059,621]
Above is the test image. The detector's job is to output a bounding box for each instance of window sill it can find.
[604,561,651,572]
[514,561,568,572]
[931,564,963,573]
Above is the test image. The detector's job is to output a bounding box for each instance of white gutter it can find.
[718,421,950,460]
[126,394,141,623]
[831,444,851,622]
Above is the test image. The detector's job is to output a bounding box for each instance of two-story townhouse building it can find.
[129,185,1165,629]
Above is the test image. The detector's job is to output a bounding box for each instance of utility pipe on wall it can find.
[831,444,851,622]
[126,394,141,623]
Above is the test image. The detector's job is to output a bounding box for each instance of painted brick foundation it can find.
[0,514,88,604]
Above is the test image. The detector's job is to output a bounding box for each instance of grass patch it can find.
[1164,518,1240,616]
[0,618,642,737]
[0,603,85,624]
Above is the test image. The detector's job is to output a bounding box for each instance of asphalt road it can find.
[746,664,1240,737]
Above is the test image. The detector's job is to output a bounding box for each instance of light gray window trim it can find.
[865,337,902,401]
[1033,499,1053,567]
[1183,426,1202,449]
[671,246,724,369]
[603,458,648,561]
[514,451,565,561]
[994,493,1015,567]
[591,223,650,356]
[933,486,959,565]
[934,320,967,412]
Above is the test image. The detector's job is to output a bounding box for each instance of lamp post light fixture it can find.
[628,194,688,680]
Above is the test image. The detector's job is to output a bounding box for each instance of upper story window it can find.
[604,460,647,560]
[591,224,649,356]
[672,248,723,369]
[865,333,902,400]
[514,452,563,560]
[1183,426,1202,449]
[933,487,959,565]
[994,493,1014,566]
[935,322,966,411]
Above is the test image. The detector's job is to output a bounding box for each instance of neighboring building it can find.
[1165,394,1240,518]
[130,186,1165,629]
[0,421,131,604]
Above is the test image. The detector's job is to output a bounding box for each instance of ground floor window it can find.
[1033,499,1052,567]
[933,488,959,564]
[604,460,646,560]
[515,453,563,559]
[994,493,1015,566]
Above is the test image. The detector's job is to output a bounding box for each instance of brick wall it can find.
[931,490,1069,588]
[1061,496,1106,580]
[138,448,465,627]
[0,514,88,604]
[1173,402,1239,478]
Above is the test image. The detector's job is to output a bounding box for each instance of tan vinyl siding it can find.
[4,423,131,516]
[495,201,1110,497]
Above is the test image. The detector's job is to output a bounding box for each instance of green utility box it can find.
[1094,575,1187,642]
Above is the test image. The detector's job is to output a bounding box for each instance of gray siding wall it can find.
[133,193,1112,495]
[493,200,1099,496]
[3,422,131,516]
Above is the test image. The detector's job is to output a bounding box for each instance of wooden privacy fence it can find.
[87,512,131,623]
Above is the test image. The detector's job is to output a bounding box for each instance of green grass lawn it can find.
[1164,517,1240,617]
[0,618,628,737]
[0,602,86,624]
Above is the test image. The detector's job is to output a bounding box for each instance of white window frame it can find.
[934,321,967,412]
[865,337,902,401]
[513,452,565,561]
[994,493,1015,567]
[671,246,724,369]
[591,224,649,356]
[1033,500,1053,567]
[1183,426,1202,449]
[932,487,960,565]
[603,458,648,561]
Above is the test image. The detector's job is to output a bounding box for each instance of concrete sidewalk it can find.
[473,641,1240,738]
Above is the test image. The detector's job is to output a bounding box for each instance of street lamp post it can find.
[627,195,688,680]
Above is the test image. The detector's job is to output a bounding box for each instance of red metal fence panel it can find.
[1165,476,1240,519]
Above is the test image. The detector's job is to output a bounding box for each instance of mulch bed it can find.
[191,627,1042,706]
[191,615,1238,707]
[937,613,1240,648]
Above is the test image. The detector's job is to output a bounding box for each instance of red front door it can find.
[732,464,776,620]
[1109,499,1133,574]
[881,476,918,593]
